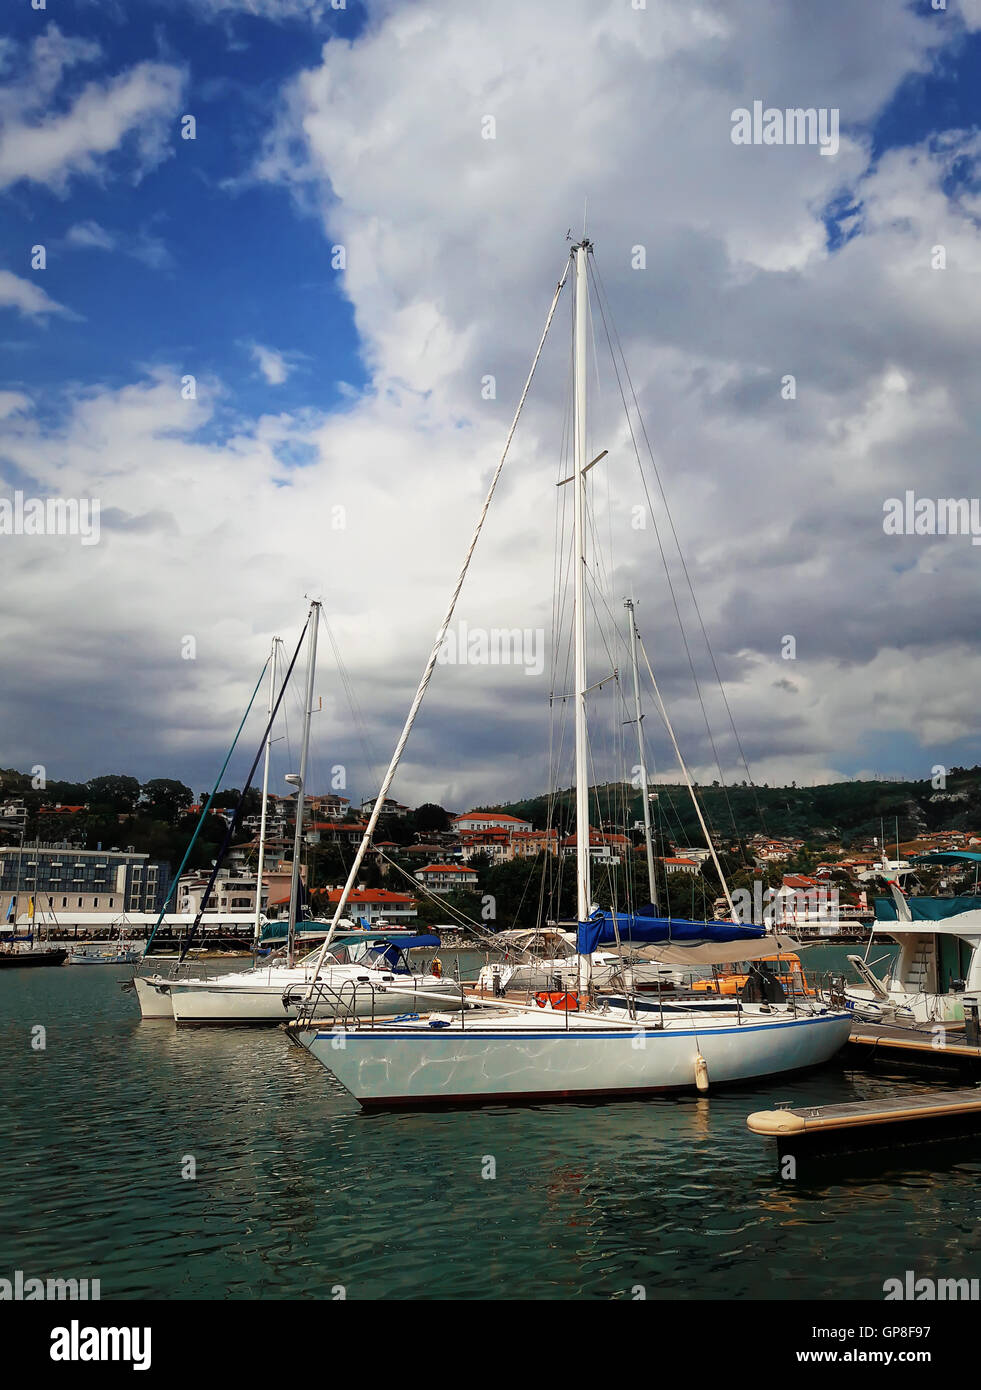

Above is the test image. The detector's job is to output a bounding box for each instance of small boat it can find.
[0,945,67,968]
[476,928,624,993]
[691,952,817,999]
[69,941,141,966]
[138,931,461,1025]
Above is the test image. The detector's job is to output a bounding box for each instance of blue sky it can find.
[2,0,981,806]
[1,2,368,424]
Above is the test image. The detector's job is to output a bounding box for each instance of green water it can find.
[2,944,978,1301]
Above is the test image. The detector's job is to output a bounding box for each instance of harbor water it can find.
[2,944,977,1301]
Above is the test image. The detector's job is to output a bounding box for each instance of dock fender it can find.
[694,1053,710,1093]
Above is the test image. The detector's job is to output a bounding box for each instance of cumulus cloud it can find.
[0,270,69,319]
[0,26,184,192]
[5,0,981,805]
[250,343,293,385]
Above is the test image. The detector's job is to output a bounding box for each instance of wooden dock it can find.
[747,1086,981,1157]
[845,1017,981,1075]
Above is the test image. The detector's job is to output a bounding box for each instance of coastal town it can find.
[5,767,981,943]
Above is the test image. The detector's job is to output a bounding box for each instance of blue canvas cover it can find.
[576,908,766,955]
[876,895,981,922]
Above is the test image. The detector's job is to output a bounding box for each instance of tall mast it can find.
[286,602,320,967]
[625,598,657,906]
[252,636,279,957]
[573,239,592,926]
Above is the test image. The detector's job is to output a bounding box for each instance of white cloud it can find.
[5,0,981,804]
[66,219,173,270]
[67,220,117,252]
[250,343,293,385]
[0,270,69,319]
[0,26,184,192]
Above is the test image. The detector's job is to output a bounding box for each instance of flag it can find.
[5,896,13,922]
[28,896,35,921]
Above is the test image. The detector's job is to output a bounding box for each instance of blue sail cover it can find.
[576,907,765,955]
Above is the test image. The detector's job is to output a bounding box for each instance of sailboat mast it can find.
[286,602,320,967]
[625,598,657,905]
[572,239,592,925]
[252,636,278,954]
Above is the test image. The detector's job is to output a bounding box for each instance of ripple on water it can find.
[0,961,973,1298]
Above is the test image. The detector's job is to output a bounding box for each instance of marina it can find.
[4,0,980,1343]
[4,944,980,1304]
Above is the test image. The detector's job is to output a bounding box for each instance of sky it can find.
[1,0,981,815]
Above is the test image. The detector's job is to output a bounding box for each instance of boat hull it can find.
[133,975,176,1018]
[300,1008,853,1108]
[0,948,68,968]
[169,979,462,1027]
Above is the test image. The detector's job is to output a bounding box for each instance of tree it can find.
[140,779,194,825]
[86,774,141,813]
[413,803,451,833]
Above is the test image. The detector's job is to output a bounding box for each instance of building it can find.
[175,869,268,916]
[414,864,479,895]
[318,887,417,923]
[306,821,371,847]
[659,856,700,876]
[453,811,533,834]
[561,829,629,863]
[306,794,351,820]
[360,797,411,818]
[458,827,513,862]
[0,843,171,919]
[510,829,559,859]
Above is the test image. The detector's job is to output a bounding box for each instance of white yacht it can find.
[135,931,461,1025]
[845,856,981,1024]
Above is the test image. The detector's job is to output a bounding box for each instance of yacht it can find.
[845,855,981,1023]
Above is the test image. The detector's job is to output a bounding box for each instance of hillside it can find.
[490,767,981,851]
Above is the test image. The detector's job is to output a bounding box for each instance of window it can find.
[61,898,67,908]
[94,899,99,907]
[77,898,82,908]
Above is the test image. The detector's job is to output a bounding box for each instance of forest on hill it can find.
[491,767,981,851]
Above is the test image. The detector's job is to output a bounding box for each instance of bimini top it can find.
[576,906,765,955]
[876,895,981,922]
[912,851,981,866]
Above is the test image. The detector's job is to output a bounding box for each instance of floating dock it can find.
[748,1087,981,1156]
[845,1017,981,1075]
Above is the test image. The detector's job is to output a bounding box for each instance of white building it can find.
[453,811,533,833]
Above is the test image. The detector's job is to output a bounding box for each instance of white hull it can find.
[169,976,460,1026]
[133,974,175,1018]
[299,1004,852,1108]
[845,986,964,1025]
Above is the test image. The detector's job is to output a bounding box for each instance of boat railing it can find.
[284,976,379,1029]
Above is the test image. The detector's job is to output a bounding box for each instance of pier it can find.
[747,1087,981,1156]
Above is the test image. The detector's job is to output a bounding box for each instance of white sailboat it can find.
[293,236,852,1107]
[135,602,460,1024]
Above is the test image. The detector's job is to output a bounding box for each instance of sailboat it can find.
[290,236,852,1107]
[0,894,67,968]
[134,601,460,1025]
